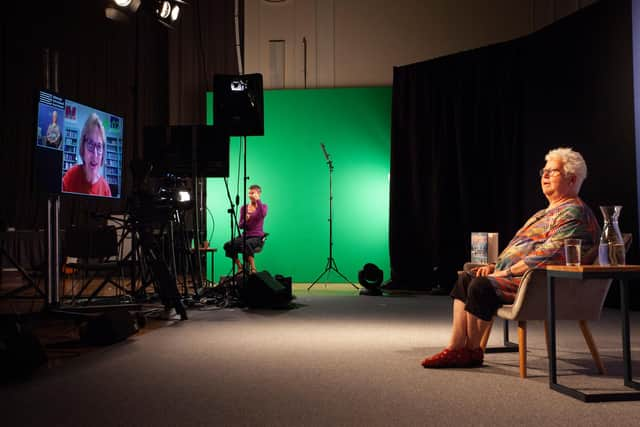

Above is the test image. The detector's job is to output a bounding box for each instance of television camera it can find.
[124,164,194,320]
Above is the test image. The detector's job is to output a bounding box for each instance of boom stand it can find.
[308,144,357,290]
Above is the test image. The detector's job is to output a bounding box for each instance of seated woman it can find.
[421,147,600,369]
[224,184,267,273]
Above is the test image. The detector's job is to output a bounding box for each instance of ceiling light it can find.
[158,1,171,19]
[171,5,180,21]
[106,0,141,22]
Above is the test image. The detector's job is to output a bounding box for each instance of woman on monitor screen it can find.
[45,110,61,148]
[62,113,112,197]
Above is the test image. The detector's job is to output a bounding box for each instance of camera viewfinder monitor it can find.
[35,90,124,198]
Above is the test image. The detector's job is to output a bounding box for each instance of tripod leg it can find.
[331,267,359,289]
[326,258,357,289]
[308,266,331,290]
[86,276,130,303]
[72,271,98,304]
[140,231,188,320]
[0,248,46,299]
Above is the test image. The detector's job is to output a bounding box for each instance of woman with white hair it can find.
[421,147,600,369]
[62,113,112,196]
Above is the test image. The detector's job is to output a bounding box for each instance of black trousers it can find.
[449,272,502,321]
[223,235,263,259]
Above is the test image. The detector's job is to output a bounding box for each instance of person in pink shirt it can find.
[224,184,267,273]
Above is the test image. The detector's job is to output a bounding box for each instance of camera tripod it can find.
[308,144,357,290]
[119,187,189,319]
[130,215,188,320]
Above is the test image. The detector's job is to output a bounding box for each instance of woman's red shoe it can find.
[421,347,472,369]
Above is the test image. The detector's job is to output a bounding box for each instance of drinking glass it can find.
[564,238,581,266]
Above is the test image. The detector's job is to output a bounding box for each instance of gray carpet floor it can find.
[2,292,640,426]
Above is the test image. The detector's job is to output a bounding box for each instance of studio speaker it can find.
[0,316,47,382]
[213,74,264,136]
[80,311,138,346]
[243,271,292,308]
[274,274,292,298]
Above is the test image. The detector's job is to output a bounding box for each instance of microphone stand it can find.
[241,136,249,288]
[308,143,358,290]
[223,176,241,300]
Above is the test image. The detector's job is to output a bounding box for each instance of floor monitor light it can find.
[358,263,384,296]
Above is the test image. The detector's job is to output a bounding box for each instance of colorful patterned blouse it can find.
[489,197,600,302]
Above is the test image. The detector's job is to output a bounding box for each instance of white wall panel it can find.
[245,0,600,88]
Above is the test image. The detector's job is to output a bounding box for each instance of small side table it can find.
[546,265,640,402]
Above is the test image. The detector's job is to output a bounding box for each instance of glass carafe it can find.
[598,205,625,266]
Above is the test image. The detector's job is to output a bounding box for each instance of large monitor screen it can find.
[35,90,124,199]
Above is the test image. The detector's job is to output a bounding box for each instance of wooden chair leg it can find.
[579,320,607,375]
[518,321,527,378]
[480,318,494,351]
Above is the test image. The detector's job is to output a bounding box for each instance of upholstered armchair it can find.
[479,233,632,378]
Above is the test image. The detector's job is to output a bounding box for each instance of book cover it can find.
[471,232,488,264]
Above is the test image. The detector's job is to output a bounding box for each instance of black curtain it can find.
[390,0,638,298]
[390,41,526,290]
[169,0,240,125]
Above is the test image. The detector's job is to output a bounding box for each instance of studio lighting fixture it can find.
[156,175,193,211]
[175,188,193,210]
[106,0,186,29]
[105,0,141,22]
[358,263,384,296]
[158,1,171,18]
[171,4,181,21]
[155,0,187,29]
[177,190,191,203]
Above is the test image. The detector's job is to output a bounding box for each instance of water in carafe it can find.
[598,206,625,266]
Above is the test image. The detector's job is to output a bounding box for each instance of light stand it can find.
[212,73,264,302]
[222,175,241,285]
[191,128,205,294]
[211,141,247,308]
[241,136,249,286]
[308,144,358,290]
[46,194,61,306]
[170,205,195,298]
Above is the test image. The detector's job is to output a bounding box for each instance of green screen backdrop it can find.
[204,87,391,283]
